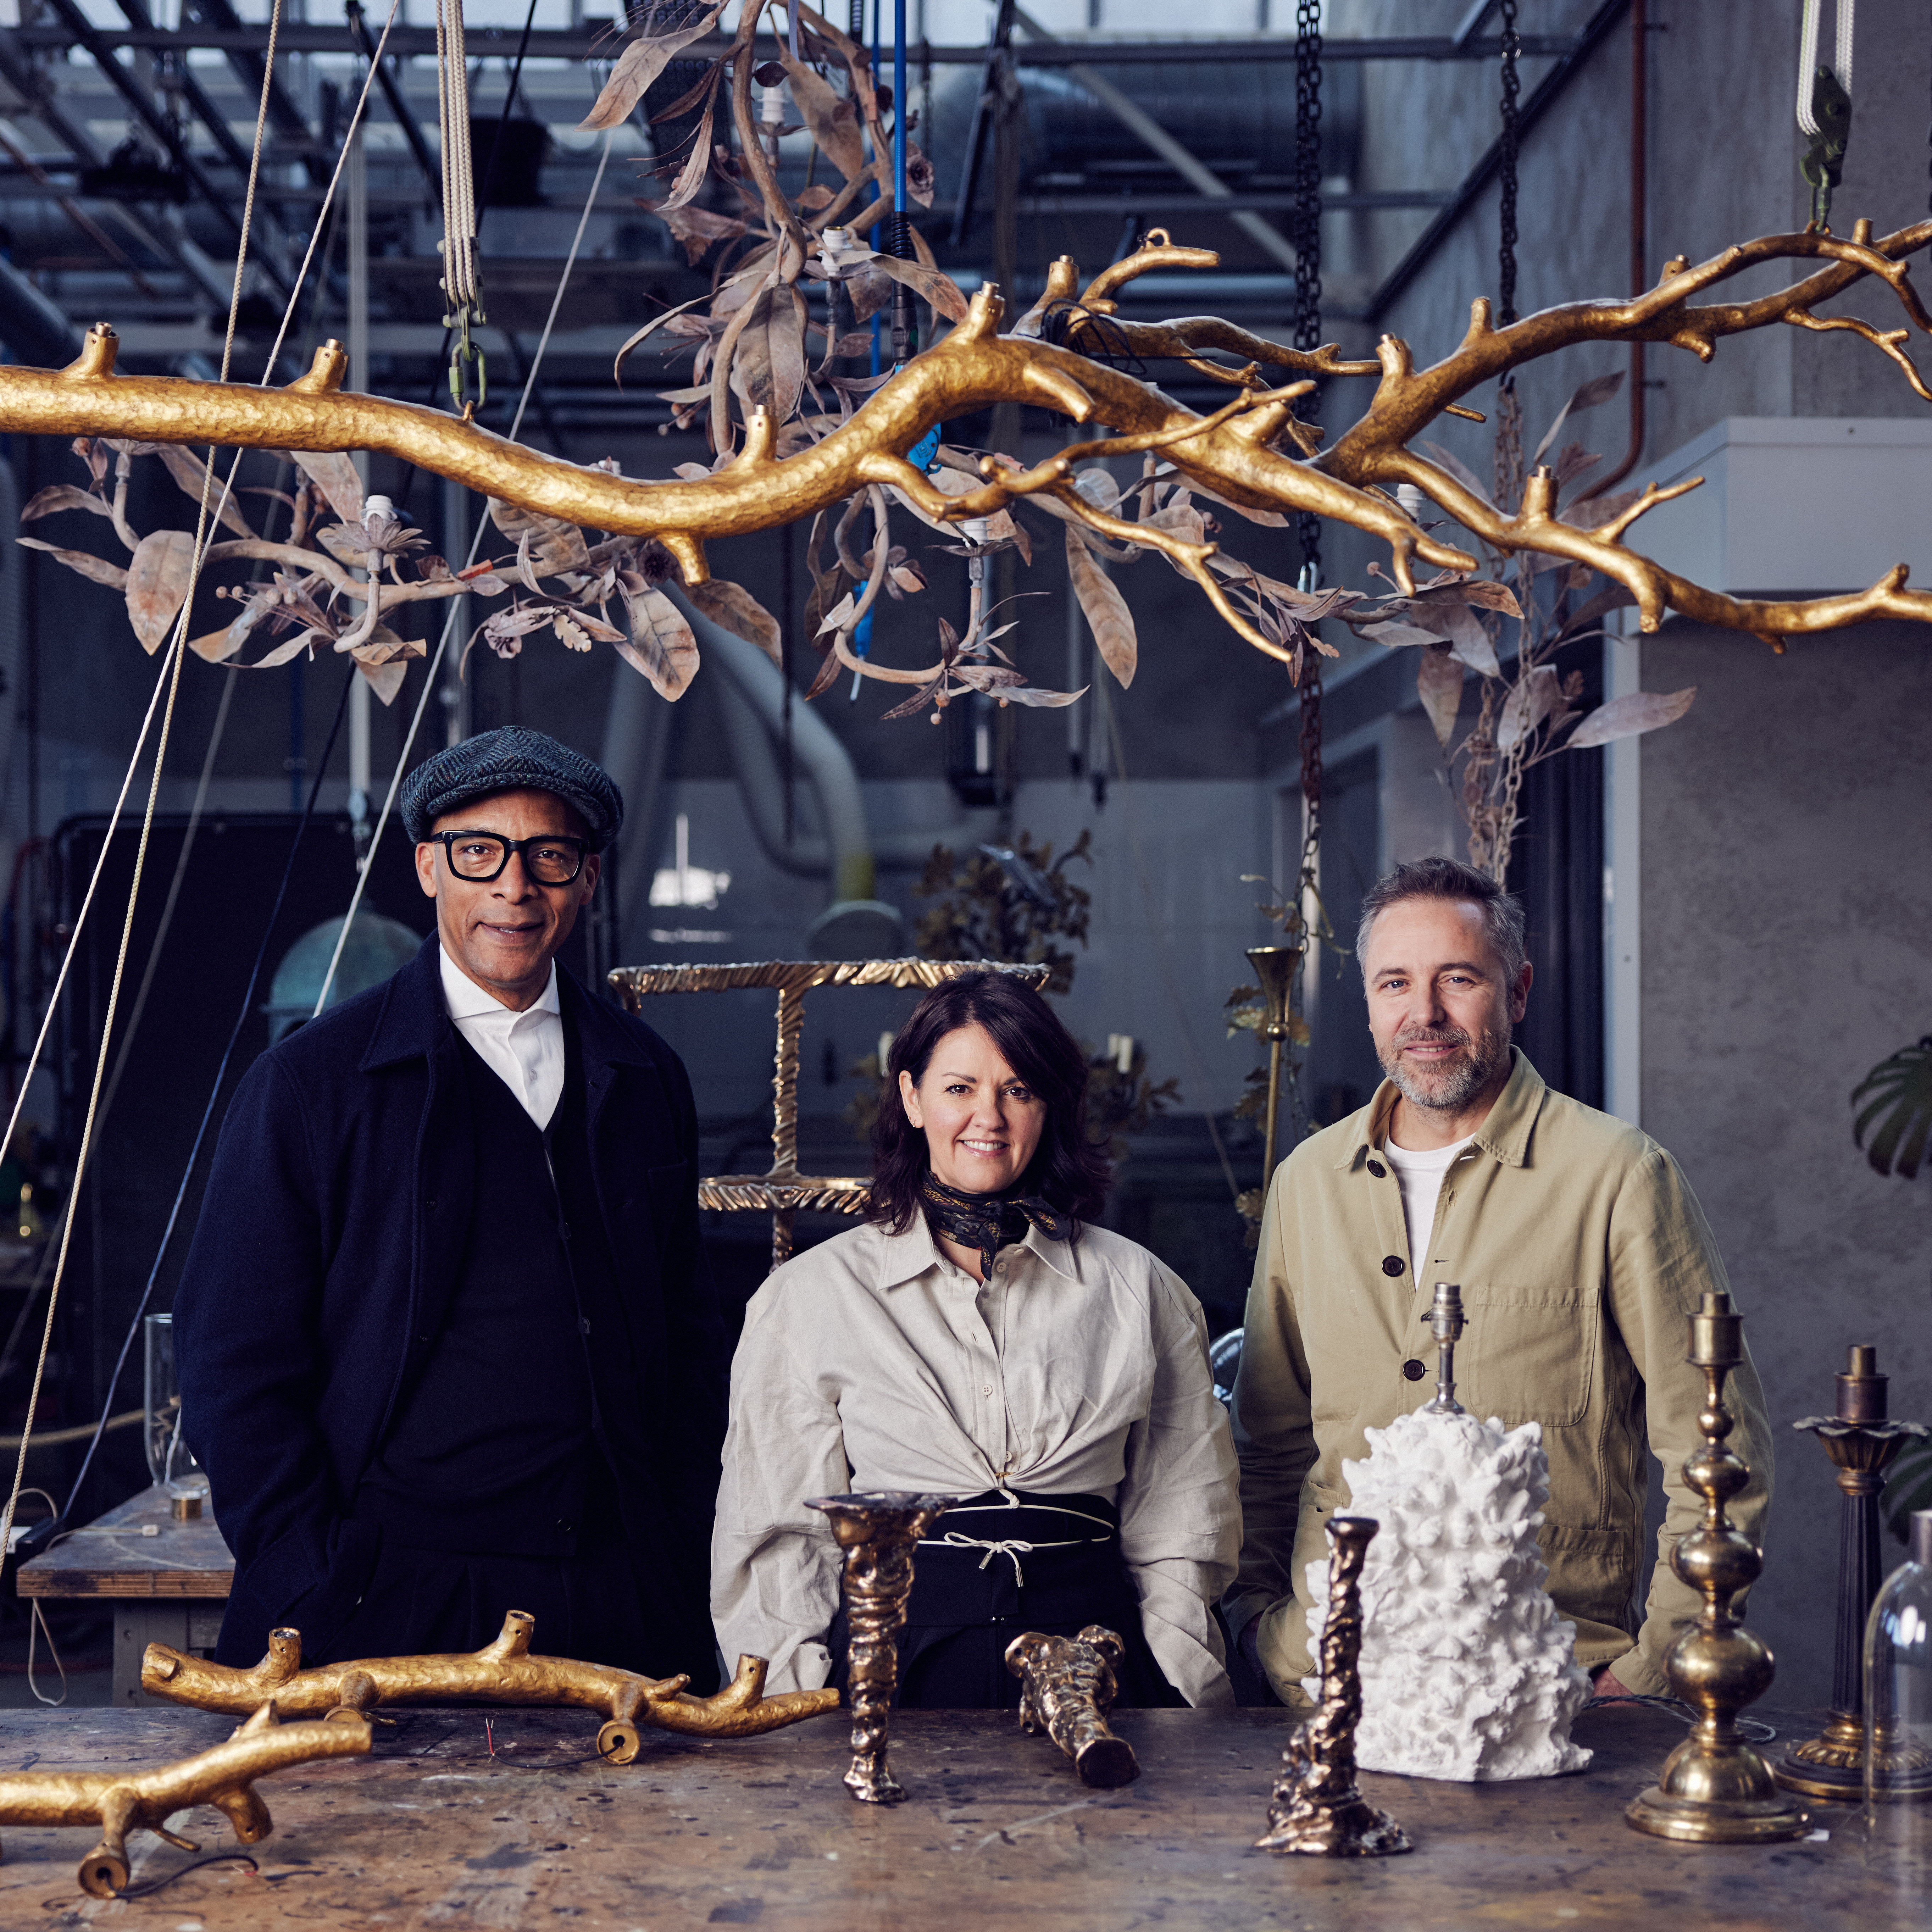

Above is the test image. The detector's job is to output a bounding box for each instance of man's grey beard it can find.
[1378,1021,1512,1113]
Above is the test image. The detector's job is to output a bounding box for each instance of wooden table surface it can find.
[0,1699,1920,1930]
[17,1486,233,1600]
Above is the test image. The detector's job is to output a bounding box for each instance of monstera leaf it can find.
[1852,1036,1932,1178]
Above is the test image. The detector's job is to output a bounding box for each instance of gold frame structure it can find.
[609,957,1051,1265]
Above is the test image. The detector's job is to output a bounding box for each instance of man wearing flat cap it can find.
[176,727,726,1683]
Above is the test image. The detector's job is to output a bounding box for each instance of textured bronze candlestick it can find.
[1774,1344,1931,1803]
[806,1491,951,1804]
[1421,1281,1466,1417]
[1627,1290,1809,1843]
[1255,1515,1411,1857]
[1005,1624,1140,1788]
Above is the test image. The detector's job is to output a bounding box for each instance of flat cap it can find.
[400,726,623,851]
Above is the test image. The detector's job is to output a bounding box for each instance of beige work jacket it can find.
[1226,1049,1771,1704]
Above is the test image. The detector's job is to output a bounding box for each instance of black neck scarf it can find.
[920,1172,1072,1282]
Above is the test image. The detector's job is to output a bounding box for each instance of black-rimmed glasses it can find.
[429,829,590,885]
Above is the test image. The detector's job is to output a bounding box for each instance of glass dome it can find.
[1864,1509,1932,1861]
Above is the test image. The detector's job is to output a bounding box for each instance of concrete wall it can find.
[1640,617,1932,1706]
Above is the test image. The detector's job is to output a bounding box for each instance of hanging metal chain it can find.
[1493,0,1525,513]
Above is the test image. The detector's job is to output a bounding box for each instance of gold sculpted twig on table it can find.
[806,1491,952,1804]
[1004,1624,1140,1789]
[1626,1291,1809,1842]
[141,1609,837,1761]
[0,1699,369,1899]
[610,960,1051,1267]
[1256,1515,1411,1858]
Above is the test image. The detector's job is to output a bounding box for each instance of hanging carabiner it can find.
[446,306,488,416]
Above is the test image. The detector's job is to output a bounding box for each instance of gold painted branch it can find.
[141,1610,838,1760]
[0,1699,369,1899]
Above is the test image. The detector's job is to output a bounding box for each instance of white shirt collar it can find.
[438,946,561,1025]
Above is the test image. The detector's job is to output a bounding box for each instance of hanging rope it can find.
[1796,0,1854,230]
[437,0,487,410]
[1493,0,1526,516]
[312,126,617,1017]
[3,1,405,1545]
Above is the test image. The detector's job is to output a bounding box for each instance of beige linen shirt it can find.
[711,1214,1241,1707]
[1227,1049,1772,1704]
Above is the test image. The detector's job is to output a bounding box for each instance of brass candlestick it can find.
[1256,1515,1411,1858]
[1421,1282,1466,1417]
[806,1491,951,1804]
[1246,944,1300,1191]
[1005,1624,1140,1789]
[1774,1344,1931,1803]
[1626,1290,1809,1843]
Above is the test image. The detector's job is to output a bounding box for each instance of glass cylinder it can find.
[143,1312,204,1492]
[1864,1509,1932,1849]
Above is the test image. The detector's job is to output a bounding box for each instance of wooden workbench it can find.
[16,1486,233,1704]
[0,1700,1918,1928]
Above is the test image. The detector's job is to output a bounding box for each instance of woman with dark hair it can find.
[712,969,1239,1709]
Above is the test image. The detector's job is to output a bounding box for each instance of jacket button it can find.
[1382,1255,1405,1277]
[424,1199,437,1211]
[1402,1359,1427,1381]
[1366,1160,1386,1178]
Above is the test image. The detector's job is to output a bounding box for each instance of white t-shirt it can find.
[439,947,564,1128]
[1383,1133,1473,1283]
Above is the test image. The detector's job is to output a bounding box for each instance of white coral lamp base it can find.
[1304,1410,1593,1782]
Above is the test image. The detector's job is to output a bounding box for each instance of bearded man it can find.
[1226,856,1771,1708]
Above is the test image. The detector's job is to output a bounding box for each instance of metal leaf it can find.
[489,499,590,579]
[1531,368,1624,467]
[154,444,253,537]
[1417,646,1464,748]
[17,536,129,591]
[640,74,722,217]
[1416,440,1497,512]
[619,583,700,699]
[1360,620,1448,649]
[1853,1036,1932,1179]
[994,683,1088,709]
[1564,686,1695,749]
[123,528,198,653]
[687,579,782,662]
[291,451,364,529]
[780,49,866,179]
[1065,522,1136,688]
[873,254,969,324]
[20,484,112,524]
[580,3,724,131]
[1495,664,1562,751]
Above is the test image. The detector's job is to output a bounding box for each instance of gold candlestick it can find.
[1005,1624,1140,1789]
[1245,945,1300,1190]
[1626,1290,1809,1843]
[1255,1515,1411,1858]
[1774,1345,1931,1803]
[806,1491,951,1804]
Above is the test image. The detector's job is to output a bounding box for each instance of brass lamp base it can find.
[1773,1712,1932,1804]
[1625,1782,1810,1844]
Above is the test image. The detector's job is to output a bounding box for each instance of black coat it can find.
[173,934,726,1666]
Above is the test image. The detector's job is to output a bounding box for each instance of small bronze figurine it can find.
[1004,1625,1140,1788]
[1626,1291,1809,1843]
[806,1491,951,1804]
[1775,1344,1931,1803]
[1255,1515,1411,1857]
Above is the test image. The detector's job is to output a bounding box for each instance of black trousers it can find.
[832,1491,1182,1711]
[313,1532,718,1692]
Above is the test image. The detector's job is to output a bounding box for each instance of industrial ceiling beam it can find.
[7,27,1575,63]
[184,0,330,187]
[1011,6,1299,275]
[0,248,80,366]
[1365,0,1633,323]
[344,0,440,202]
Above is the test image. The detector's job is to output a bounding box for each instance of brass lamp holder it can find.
[806,1491,952,1804]
[1421,1282,1466,1417]
[1773,1344,1932,1804]
[1255,1515,1411,1858]
[1626,1290,1809,1843]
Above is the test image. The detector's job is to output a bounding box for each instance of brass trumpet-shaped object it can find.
[806,1491,952,1804]
[0,1699,368,1899]
[141,1610,838,1760]
[1626,1291,1809,1843]
[1774,1344,1932,1803]
[1245,945,1301,1193]
[1256,1515,1411,1858]
[1004,1624,1140,1789]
